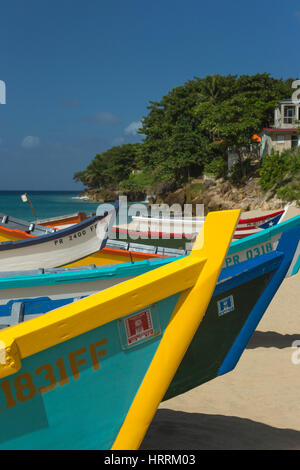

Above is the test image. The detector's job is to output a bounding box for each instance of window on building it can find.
[276,135,285,143]
[284,106,296,124]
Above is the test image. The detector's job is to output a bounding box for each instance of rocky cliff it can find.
[152,176,294,214]
[81,176,298,213]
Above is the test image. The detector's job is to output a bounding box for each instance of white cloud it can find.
[21,136,40,149]
[124,121,142,136]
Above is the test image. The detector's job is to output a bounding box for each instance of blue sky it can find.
[0,0,299,190]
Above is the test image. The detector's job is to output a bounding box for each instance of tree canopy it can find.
[74,73,295,190]
[74,143,142,189]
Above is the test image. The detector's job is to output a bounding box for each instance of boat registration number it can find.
[224,242,273,268]
[53,224,98,246]
[0,338,107,412]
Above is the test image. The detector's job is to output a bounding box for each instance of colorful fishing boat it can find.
[0,210,239,450]
[0,206,288,248]
[1,211,297,271]
[1,214,300,311]
[0,205,118,272]
[64,213,300,270]
[0,206,291,265]
[130,206,288,240]
[0,210,299,449]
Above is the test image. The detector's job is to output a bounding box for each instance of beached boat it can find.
[0,206,118,272]
[131,207,288,240]
[0,205,296,270]
[64,213,300,271]
[0,206,289,257]
[1,213,300,322]
[0,210,239,450]
[1,214,300,321]
[1,211,297,270]
[0,210,299,449]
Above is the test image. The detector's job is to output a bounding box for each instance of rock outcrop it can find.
[80,176,298,212]
[151,177,294,214]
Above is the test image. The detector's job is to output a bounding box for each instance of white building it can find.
[261,99,300,156]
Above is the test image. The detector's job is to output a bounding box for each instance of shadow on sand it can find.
[246,331,300,349]
[141,409,300,450]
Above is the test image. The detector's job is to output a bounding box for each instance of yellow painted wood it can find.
[0,230,28,242]
[63,248,152,266]
[111,209,240,450]
[0,247,204,379]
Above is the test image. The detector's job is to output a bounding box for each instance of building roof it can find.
[262,128,299,134]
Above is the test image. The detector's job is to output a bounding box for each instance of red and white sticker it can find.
[124,309,154,345]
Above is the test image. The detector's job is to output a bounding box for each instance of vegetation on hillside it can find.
[74,73,296,194]
[74,143,142,189]
[259,148,300,202]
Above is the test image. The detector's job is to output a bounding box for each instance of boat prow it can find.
[0,209,239,450]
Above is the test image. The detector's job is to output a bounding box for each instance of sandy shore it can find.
[141,206,300,450]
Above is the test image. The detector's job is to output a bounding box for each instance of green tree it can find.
[74,143,141,189]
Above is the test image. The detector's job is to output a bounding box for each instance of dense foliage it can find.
[74,73,295,191]
[259,148,300,202]
[74,143,142,189]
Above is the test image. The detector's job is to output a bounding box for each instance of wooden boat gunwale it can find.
[37,211,88,225]
[0,210,299,450]
[0,210,239,381]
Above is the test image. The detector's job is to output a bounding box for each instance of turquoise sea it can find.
[0,190,149,228]
[0,191,102,221]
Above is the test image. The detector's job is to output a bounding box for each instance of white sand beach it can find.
[141,206,300,450]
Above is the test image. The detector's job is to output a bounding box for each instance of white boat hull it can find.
[0,209,117,272]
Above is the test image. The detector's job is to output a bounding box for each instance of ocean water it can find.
[0,191,102,221]
[0,190,150,227]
